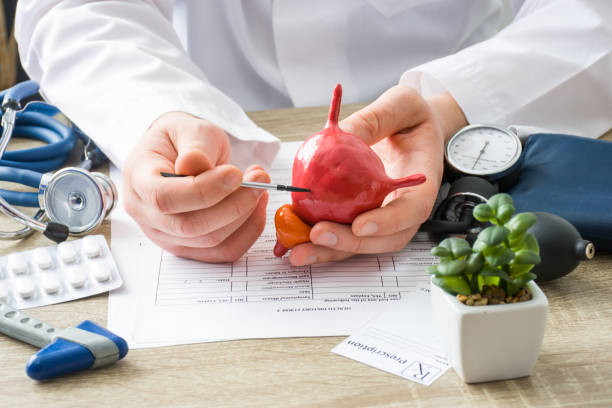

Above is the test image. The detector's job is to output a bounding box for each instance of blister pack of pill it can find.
[0,235,123,309]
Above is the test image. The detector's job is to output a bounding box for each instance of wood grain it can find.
[0,106,611,408]
[0,4,17,89]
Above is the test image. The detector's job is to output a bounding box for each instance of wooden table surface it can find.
[1,105,611,408]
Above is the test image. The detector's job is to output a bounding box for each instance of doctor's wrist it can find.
[426,92,468,143]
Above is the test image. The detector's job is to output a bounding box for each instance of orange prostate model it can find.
[273,205,312,257]
[273,84,426,257]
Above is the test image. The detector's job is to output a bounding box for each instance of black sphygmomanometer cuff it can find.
[508,133,612,251]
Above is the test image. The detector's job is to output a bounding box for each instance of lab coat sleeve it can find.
[14,0,280,170]
[400,0,612,139]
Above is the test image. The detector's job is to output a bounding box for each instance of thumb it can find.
[173,121,231,176]
[339,85,429,146]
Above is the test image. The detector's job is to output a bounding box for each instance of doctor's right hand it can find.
[122,112,270,262]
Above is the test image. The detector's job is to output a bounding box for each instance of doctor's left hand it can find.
[122,111,270,262]
[287,86,467,266]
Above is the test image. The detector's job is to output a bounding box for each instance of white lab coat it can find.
[14,0,612,170]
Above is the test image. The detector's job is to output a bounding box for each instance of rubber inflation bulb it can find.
[528,212,595,282]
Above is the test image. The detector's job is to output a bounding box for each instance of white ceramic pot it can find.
[431,279,548,383]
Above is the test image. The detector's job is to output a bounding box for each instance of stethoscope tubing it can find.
[0,81,49,236]
[0,81,70,239]
[3,108,76,169]
[0,81,116,242]
[2,80,40,102]
[0,166,41,207]
[0,83,78,206]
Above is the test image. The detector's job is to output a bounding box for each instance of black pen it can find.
[159,172,310,193]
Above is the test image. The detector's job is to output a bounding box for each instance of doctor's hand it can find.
[122,111,270,262]
[288,85,467,266]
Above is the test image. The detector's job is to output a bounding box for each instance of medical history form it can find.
[108,142,437,348]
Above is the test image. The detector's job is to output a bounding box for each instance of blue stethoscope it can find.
[0,81,117,242]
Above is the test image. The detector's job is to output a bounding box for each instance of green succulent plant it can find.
[429,193,541,297]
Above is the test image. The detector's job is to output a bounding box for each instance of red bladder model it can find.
[273,84,426,257]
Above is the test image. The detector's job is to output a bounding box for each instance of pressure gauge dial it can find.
[445,124,522,177]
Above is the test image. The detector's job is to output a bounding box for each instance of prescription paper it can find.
[332,286,450,386]
[108,142,437,348]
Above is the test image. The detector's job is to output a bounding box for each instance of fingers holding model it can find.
[288,86,467,266]
[123,112,270,262]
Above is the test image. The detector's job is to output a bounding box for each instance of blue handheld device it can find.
[0,301,128,380]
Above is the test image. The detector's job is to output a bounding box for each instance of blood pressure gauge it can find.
[445,124,522,177]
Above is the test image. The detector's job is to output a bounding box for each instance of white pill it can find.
[91,261,111,282]
[0,281,8,302]
[41,273,61,294]
[33,247,53,269]
[67,266,87,288]
[8,253,28,274]
[16,276,35,298]
[82,236,102,258]
[58,242,77,264]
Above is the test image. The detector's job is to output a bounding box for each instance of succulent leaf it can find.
[431,246,450,258]
[473,204,493,222]
[509,263,534,277]
[484,246,515,267]
[427,265,439,275]
[432,276,471,296]
[436,259,467,276]
[508,272,537,296]
[512,273,537,288]
[508,232,526,249]
[472,238,488,253]
[497,203,515,224]
[487,193,513,211]
[438,237,472,258]
[506,212,537,235]
[480,266,512,282]
[432,192,541,297]
[505,282,520,297]
[478,225,510,247]
[512,249,541,265]
[522,232,540,253]
[481,274,500,288]
[465,253,484,275]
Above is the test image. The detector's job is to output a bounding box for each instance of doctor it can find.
[15,1,612,265]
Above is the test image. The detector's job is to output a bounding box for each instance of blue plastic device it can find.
[26,320,129,380]
[0,301,128,380]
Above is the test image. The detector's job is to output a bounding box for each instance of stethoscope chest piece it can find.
[38,167,117,235]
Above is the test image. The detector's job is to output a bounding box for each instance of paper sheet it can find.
[108,142,437,348]
[332,285,450,386]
